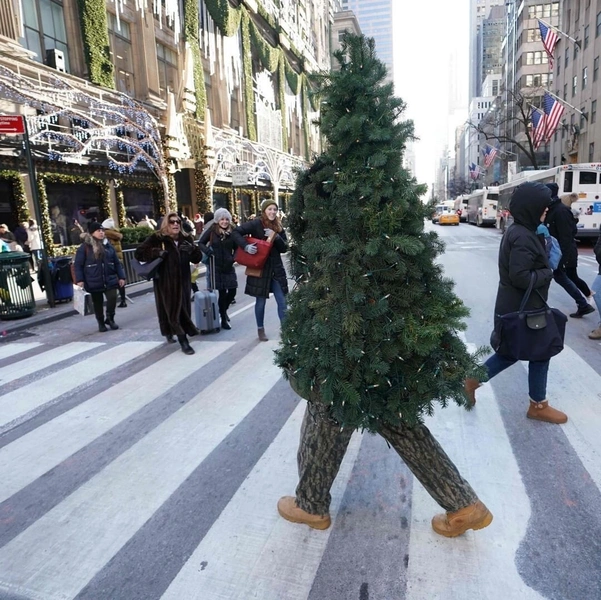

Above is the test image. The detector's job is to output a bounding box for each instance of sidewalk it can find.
[0,274,155,334]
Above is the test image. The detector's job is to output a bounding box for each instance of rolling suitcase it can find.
[194,256,220,333]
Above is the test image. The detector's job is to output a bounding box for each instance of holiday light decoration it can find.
[0,64,167,187]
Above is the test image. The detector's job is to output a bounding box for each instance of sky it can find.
[392,1,470,191]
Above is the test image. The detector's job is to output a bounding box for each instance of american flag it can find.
[542,92,565,142]
[469,162,480,180]
[483,146,498,168]
[531,107,547,150]
[538,20,559,69]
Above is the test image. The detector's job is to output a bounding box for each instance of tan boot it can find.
[526,400,568,424]
[588,326,601,340]
[431,500,493,538]
[277,496,331,530]
[258,327,269,342]
[464,378,481,406]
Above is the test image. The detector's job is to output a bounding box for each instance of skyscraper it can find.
[341,0,394,82]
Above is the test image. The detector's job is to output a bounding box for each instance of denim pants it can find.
[484,352,550,402]
[553,266,588,310]
[254,279,287,328]
[591,275,601,326]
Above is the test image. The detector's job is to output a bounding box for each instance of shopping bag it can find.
[233,231,275,269]
[73,285,92,316]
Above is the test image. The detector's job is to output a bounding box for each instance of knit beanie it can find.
[214,208,232,222]
[88,222,103,234]
[101,218,115,229]
[260,198,278,213]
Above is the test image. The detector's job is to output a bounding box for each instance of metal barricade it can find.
[0,251,35,320]
[121,248,147,286]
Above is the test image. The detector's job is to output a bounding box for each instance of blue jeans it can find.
[553,267,588,310]
[591,274,601,325]
[484,353,550,402]
[255,279,287,328]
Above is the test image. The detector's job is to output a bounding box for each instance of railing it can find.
[121,248,148,287]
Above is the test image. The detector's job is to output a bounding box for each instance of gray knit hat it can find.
[214,208,232,222]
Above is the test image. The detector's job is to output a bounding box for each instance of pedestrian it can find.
[465,182,567,424]
[74,222,125,333]
[234,199,288,342]
[588,234,601,340]
[198,208,240,330]
[0,224,15,243]
[102,218,128,308]
[545,182,595,318]
[27,219,42,271]
[135,211,202,355]
[14,222,28,251]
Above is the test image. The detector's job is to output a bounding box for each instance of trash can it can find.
[49,257,74,303]
[0,251,35,320]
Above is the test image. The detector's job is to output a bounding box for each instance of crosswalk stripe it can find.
[0,341,282,599]
[0,342,103,386]
[161,402,363,600]
[0,341,234,504]
[406,343,544,600]
[0,342,42,361]
[0,341,161,430]
[547,346,601,492]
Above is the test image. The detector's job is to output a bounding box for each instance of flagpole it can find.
[538,18,581,48]
[543,88,587,119]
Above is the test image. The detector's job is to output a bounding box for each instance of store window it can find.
[157,43,178,95]
[0,180,17,231]
[108,13,135,96]
[21,0,70,71]
[46,183,102,246]
[122,188,157,225]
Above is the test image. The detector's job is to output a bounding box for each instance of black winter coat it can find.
[233,219,289,298]
[493,182,554,331]
[74,235,125,293]
[135,232,202,337]
[594,234,601,275]
[545,197,578,268]
[198,225,239,291]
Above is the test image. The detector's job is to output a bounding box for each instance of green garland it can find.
[77,0,114,88]
[278,56,288,152]
[204,0,242,36]
[302,78,311,160]
[184,0,207,120]
[115,189,126,227]
[167,173,178,211]
[195,168,211,213]
[0,170,29,222]
[241,10,257,141]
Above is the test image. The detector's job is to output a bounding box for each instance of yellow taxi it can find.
[438,212,460,226]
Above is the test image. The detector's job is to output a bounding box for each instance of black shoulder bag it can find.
[492,273,567,361]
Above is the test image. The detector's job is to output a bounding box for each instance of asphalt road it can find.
[0,223,600,600]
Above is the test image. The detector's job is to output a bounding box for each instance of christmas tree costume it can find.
[275,34,492,537]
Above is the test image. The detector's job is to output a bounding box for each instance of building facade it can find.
[0,0,337,255]
[549,0,601,166]
[341,0,393,82]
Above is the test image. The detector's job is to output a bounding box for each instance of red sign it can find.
[0,115,25,135]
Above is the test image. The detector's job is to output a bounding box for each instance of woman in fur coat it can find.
[135,211,202,355]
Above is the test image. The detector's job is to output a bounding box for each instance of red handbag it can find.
[234,232,275,269]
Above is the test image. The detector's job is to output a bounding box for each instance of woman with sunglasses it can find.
[135,211,202,354]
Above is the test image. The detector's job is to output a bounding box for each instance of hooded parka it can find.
[493,182,554,328]
[233,218,289,298]
[135,232,202,336]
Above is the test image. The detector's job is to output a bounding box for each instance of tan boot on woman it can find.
[464,378,481,406]
[526,400,568,424]
[258,328,268,342]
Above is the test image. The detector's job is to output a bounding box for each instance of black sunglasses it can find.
[169,219,181,225]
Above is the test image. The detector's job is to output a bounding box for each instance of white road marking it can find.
[0,341,234,504]
[0,342,103,385]
[0,341,282,600]
[0,342,42,361]
[0,341,161,430]
[161,402,362,600]
[406,343,544,600]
